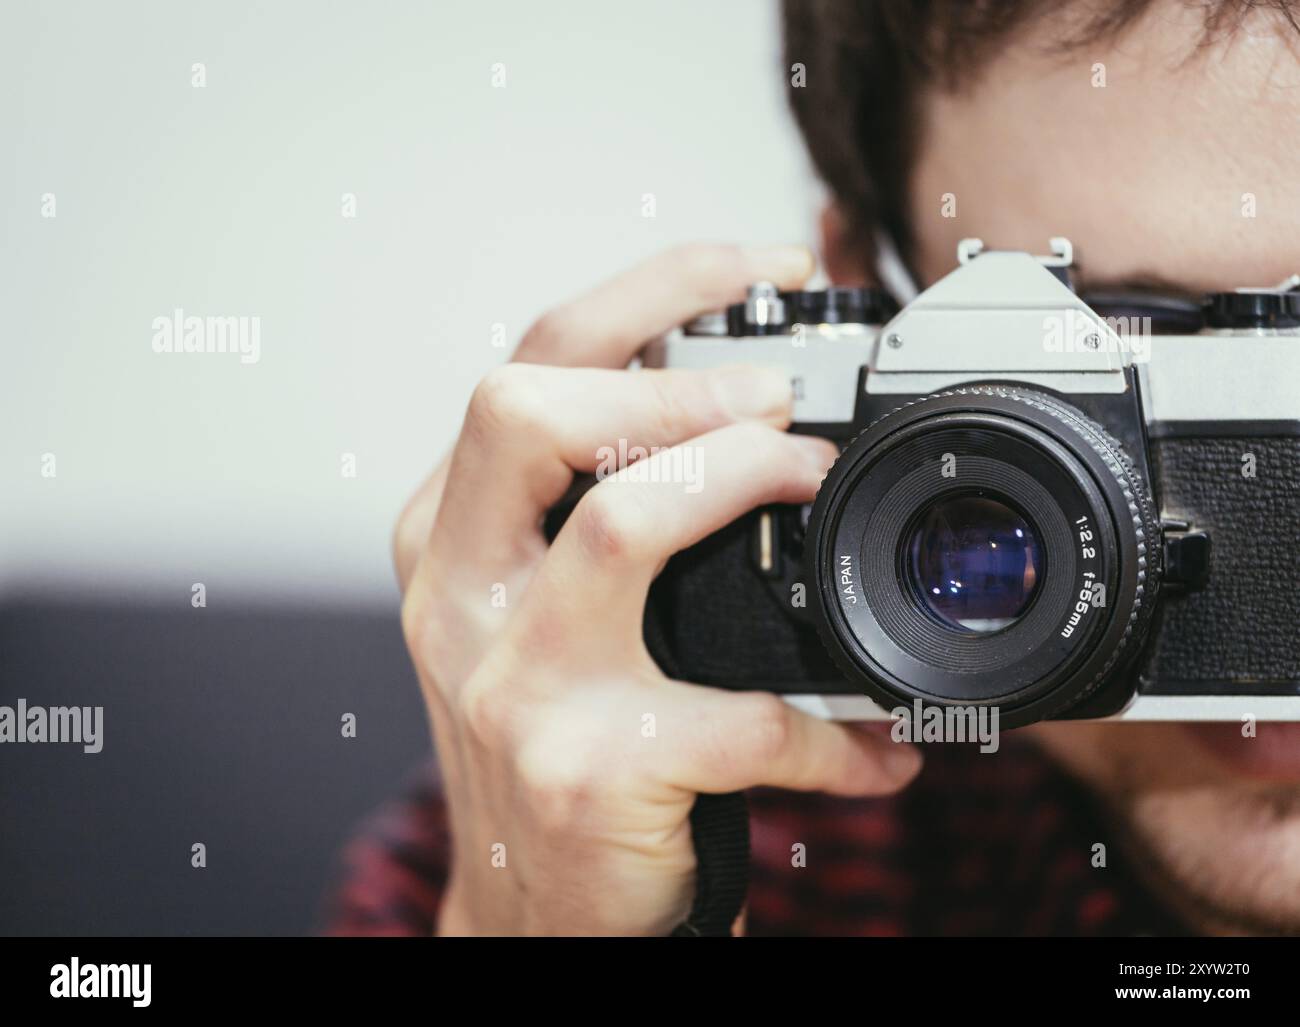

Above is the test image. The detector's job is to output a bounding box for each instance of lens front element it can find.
[906,494,1041,633]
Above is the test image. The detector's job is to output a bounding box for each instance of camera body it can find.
[639,239,1300,726]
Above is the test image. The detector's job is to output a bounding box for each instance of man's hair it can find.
[782,0,1299,278]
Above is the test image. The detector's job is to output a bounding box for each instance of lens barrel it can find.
[806,386,1160,727]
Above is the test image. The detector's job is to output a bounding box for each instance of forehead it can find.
[908,4,1300,292]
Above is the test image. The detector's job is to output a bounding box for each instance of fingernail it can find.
[712,364,792,421]
[742,244,814,286]
[788,434,840,476]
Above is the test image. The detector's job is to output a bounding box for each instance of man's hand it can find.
[394,244,923,936]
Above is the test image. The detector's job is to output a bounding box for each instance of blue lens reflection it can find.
[907,495,1041,633]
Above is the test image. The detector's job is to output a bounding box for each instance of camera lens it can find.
[906,495,1041,633]
[806,386,1161,727]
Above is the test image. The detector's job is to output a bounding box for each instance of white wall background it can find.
[1,0,820,607]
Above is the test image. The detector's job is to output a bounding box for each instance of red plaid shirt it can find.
[324,737,1186,936]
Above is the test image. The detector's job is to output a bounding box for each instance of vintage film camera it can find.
[638,239,1300,727]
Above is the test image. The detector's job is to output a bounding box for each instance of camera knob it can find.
[737,282,787,336]
[1203,289,1300,329]
[783,287,896,326]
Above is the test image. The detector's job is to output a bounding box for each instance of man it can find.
[328,0,1300,935]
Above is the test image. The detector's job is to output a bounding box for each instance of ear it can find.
[818,203,872,286]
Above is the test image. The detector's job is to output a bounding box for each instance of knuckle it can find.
[399,584,461,701]
[399,588,427,651]
[466,363,548,438]
[400,587,440,674]
[392,493,426,575]
[391,461,450,585]
[572,486,652,563]
[459,678,516,745]
[742,694,794,760]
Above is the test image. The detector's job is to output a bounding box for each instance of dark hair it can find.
[782,0,1299,278]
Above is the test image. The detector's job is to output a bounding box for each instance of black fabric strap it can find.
[640,565,751,936]
[671,791,750,937]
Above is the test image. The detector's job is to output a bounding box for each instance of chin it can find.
[1031,721,1300,935]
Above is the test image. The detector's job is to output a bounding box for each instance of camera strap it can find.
[642,587,751,936]
[671,791,750,937]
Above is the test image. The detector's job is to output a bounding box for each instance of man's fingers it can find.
[426,364,796,584]
[513,243,814,368]
[520,422,838,654]
[661,685,924,797]
[394,242,813,590]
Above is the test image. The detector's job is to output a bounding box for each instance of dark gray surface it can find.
[0,598,431,935]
